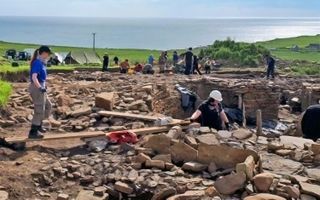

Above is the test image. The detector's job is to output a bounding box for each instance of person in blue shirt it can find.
[148,54,154,66]
[29,46,52,139]
[173,51,179,66]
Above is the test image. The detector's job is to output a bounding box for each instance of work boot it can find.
[28,125,44,139]
[38,123,47,133]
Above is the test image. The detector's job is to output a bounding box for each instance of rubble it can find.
[1,72,320,199]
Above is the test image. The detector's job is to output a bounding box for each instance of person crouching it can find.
[190,90,230,131]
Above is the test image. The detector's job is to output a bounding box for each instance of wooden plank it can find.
[98,111,160,121]
[256,109,262,136]
[98,111,186,125]
[5,126,172,143]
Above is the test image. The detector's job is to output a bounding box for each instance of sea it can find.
[0,17,320,50]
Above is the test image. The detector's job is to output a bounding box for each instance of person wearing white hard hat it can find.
[190,90,230,130]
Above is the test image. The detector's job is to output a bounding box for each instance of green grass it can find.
[270,49,320,63]
[291,65,320,76]
[257,35,320,63]
[0,41,165,64]
[0,80,12,107]
[257,35,320,49]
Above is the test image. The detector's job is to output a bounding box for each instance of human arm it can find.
[32,73,41,89]
[220,110,230,130]
[190,110,202,122]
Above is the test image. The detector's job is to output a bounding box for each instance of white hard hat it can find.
[209,90,223,102]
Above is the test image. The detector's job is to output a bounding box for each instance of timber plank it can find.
[5,126,171,143]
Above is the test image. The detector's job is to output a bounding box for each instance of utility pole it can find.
[92,33,96,52]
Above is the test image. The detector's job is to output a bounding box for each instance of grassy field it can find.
[258,35,320,49]
[258,35,320,63]
[0,41,165,64]
[0,80,12,107]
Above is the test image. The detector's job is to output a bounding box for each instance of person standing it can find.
[102,53,109,71]
[193,55,202,75]
[29,46,52,139]
[148,54,154,66]
[204,60,211,74]
[266,55,275,79]
[173,51,179,66]
[113,56,119,66]
[159,52,167,73]
[184,47,193,75]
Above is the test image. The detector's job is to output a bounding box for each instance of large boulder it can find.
[236,155,255,180]
[214,172,246,195]
[167,190,206,200]
[244,193,286,200]
[280,136,315,149]
[0,191,8,200]
[76,190,109,200]
[197,144,259,169]
[252,173,274,192]
[182,162,207,172]
[144,135,171,154]
[299,182,320,198]
[95,92,115,111]
[170,142,198,163]
[196,134,220,145]
[261,152,304,175]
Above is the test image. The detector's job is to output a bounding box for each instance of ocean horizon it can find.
[0,16,320,50]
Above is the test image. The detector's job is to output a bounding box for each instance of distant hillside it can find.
[257,35,320,63]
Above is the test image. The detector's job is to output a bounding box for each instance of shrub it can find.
[0,80,12,107]
[200,39,270,67]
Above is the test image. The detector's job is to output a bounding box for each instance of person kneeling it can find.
[190,90,230,131]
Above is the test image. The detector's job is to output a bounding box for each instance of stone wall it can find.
[301,83,320,111]
[176,77,281,121]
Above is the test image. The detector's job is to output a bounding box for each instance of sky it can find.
[0,0,319,18]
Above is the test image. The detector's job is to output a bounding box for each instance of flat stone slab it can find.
[261,152,304,175]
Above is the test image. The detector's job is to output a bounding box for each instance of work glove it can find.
[39,87,47,93]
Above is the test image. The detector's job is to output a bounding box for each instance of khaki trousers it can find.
[29,84,52,126]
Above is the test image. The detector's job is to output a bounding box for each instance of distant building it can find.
[306,43,320,51]
[291,45,299,52]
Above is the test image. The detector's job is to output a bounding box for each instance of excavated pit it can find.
[1,71,320,200]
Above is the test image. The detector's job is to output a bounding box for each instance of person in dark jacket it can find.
[184,47,193,75]
[190,90,230,131]
[301,104,320,141]
[266,55,275,79]
[113,56,119,65]
[193,55,202,75]
[102,53,109,71]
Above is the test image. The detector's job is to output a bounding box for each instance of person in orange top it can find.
[120,59,130,73]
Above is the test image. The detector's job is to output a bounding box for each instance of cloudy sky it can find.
[0,0,319,18]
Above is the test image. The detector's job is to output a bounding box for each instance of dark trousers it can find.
[120,68,128,74]
[185,63,192,75]
[205,65,211,74]
[193,66,202,75]
[102,65,108,72]
[267,66,275,79]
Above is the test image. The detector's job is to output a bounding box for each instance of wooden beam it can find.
[5,126,172,143]
[98,111,161,121]
[256,109,262,136]
[98,111,186,125]
[242,102,246,128]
